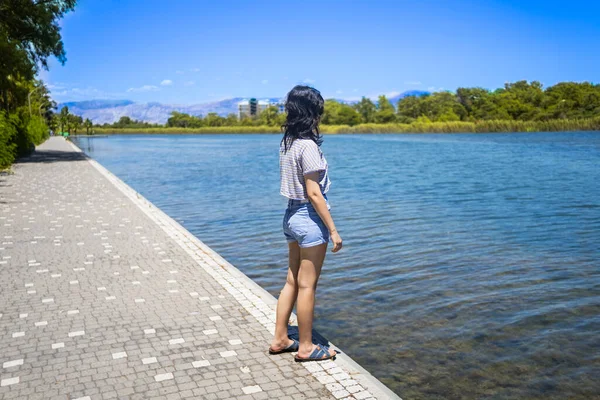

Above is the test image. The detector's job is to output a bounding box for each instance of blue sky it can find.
[43,0,600,104]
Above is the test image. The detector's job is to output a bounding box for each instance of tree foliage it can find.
[0,0,75,167]
[399,81,600,123]
[90,80,600,134]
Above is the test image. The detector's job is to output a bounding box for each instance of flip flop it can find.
[268,338,299,355]
[294,344,337,362]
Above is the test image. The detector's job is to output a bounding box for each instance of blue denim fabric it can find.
[283,196,330,248]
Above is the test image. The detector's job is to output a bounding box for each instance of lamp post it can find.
[28,86,41,116]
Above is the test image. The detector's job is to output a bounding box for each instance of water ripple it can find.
[74,132,600,399]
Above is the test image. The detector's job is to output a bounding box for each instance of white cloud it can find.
[302,78,316,84]
[47,83,66,90]
[160,79,173,86]
[427,86,444,92]
[190,68,200,72]
[364,91,401,101]
[49,86,122,101]
[336,90,343,94]
[127,85,159,93]
[261,79,269,84]
[184,80,195,86]
[404,81,422,86]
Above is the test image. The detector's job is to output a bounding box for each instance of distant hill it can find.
[388,90,429,104]
[58,91,430,124]
[60,99,134,110]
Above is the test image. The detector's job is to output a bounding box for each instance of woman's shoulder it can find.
[296,138,321,152]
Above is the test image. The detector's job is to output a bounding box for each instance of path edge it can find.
[67,137,401,400]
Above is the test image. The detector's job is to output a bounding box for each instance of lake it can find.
[73,132,600,399]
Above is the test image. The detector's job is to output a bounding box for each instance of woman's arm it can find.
[304,172,343,253]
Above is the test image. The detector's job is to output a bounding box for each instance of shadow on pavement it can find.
[16,148,89,164]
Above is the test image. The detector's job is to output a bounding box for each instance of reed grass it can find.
[90,118,600,135]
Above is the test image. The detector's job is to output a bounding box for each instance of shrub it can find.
[0,111,17,169]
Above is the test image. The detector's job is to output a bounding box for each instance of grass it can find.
[89,117,600,135]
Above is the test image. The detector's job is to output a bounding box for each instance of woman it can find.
[268,85,343,362]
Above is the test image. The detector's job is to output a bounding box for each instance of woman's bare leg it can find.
[296,243,335,358]
[270,242,301,351]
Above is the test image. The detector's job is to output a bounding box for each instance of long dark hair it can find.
[281,85,324,152]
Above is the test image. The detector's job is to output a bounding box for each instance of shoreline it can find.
[86,118,600,135]
[67,137,402,400]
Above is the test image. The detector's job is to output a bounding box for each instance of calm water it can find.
[73,132,600,399]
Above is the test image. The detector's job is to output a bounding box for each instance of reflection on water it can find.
[73,132,600,399]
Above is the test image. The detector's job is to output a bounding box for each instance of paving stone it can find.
[0,138,383,400]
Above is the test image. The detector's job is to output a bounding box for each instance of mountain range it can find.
[58,90,428,124]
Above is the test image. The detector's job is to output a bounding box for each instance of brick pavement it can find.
[0,137,397,400]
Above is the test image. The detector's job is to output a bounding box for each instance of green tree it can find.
[420,92,467,121]
[204,112,224,127]
[494,81,545,120]
[354,97,377,123]
[0,0,76,112]
[258,106,279,126]
[66,114,82,134]
[397,95,426,122]
[59,105,69,133]
[374,95,396,123]
[225,113,239,126]
[84,118,93,134]
[115,116,133,127]
[336,105,362,125]
[321,100,361,125]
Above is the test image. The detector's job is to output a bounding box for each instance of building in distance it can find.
[238,98,284,119]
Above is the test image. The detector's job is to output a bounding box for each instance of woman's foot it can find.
[268,337,298,354]
[295,343,336,361]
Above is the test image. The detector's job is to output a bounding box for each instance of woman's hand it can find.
[330,230,343,253]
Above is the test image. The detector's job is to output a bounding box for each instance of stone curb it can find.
[68,137,401,400]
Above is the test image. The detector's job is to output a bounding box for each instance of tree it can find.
[167,111,194,128]
[397,95,426,122]
[374,95,396,123]
[59,106,69,133]
[354,97,377,123]
[420,92,467,121]
[0,0,76,112]
[225,113,238,126]
[204,112,224,127]
[84,118,93,134]
[336,105,362,126]
[0,0,76,71]
[494,81,545,120]
[258,106,279,126]
[116,116,133,127]
[66,114,82,133]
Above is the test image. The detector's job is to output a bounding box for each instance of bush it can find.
[0,110,50,168]
[12,108,34,156]
[0,111,17,169]
[27,115,50,145]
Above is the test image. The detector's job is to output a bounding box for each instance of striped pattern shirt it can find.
[280,138,331,200]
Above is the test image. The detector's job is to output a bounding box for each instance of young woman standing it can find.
[268,85,343,362]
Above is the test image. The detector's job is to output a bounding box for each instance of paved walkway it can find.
[0,137,397,400]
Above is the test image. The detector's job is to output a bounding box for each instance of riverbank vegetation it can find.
[92,117,600,135]
[90,80,600,135]
[0,0,76,169]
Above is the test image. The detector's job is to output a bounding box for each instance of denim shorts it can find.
[283,197,330,248]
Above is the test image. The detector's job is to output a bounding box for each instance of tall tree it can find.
[374,95,396,123]
[354,97,377,123]
[84,118,92,134]
[0,0,76,111]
